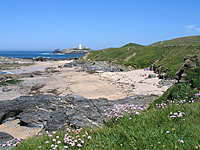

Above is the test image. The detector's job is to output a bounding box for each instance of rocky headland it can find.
[52,47,92,55]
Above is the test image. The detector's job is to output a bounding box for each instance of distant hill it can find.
[151,35,200,46]
[82,36,200,79]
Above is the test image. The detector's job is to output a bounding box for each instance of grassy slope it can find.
[87,43,200,77]
[151,35,200,46]
[14,100,200,150]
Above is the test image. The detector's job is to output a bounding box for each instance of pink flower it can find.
[166,131,170,134]
[135,112,140,115]
[88,136,91,139]
[180,140,184,143]
[51,144,54,147]
[64,146,68,148]
[39,146,42,148]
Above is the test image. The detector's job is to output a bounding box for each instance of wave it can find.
[0,70,15,74]
[41,53,50,55]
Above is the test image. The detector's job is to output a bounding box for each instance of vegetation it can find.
[12,97,200,149]
[0,79,22,86]
[151,35,200,46]
[85,35,200,78]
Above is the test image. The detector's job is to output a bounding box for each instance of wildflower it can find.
[166,131,170,134]
[52,131,56,134]
[64,146,68,148]
[39,146,42,148]
[195,146,198,149]
[77,144,82,147]
[135,112,140,115]
[55,145,58,148]
[175,145,178,148]
[53,139,56,142]
[38,133,42,136]
[81,140,84,144]
[172,128,175,131]
[51,144,54,147]
[56,136,59,138]
[180,140,184,143]
[88,136,91,139]
[120,144,123,146]
[45,141,49,144]
[71,142,75,146]
[129,117,132,120]
[57,141,61,144]
[48,134,53,137]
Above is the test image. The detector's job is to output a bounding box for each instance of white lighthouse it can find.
[79,42,82,49]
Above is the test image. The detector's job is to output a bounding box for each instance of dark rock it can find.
[148,74,157,78]
[0,132,14,145]
[0,94,156,132]
[52,49,62,54]
[64,60,131,72]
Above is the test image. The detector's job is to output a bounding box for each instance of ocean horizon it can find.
[0,51,84,59]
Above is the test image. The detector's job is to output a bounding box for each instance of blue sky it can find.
[0,0,200,51]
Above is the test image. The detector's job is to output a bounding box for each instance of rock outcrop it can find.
[176,54,200,82]
[63,60,131,72]
[0,94,156,132]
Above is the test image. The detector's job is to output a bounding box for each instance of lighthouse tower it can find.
[79,43,82,49]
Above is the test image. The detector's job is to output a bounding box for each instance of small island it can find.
[52,43,92,54]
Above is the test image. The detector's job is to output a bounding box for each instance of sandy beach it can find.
[0,60,170,138]
[0,60,169,101]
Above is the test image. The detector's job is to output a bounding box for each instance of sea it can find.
[0,51,84,74]
[0,51,84,59]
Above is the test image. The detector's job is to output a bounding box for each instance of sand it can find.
[0,60,169,138]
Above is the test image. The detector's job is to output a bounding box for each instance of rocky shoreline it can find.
[0,56,66,71]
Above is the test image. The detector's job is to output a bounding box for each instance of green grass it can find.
[12,99,200,150]
[0,79,22,86]
[86,43,200,78]
[151,35,200,46]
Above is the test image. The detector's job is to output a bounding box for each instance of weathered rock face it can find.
[63,60,131,72]
[176,55,200,82]
[0,94,156,133]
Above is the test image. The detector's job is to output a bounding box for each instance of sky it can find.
[0,0,200,51]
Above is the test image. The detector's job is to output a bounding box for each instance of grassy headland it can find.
[84,35,200,78]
